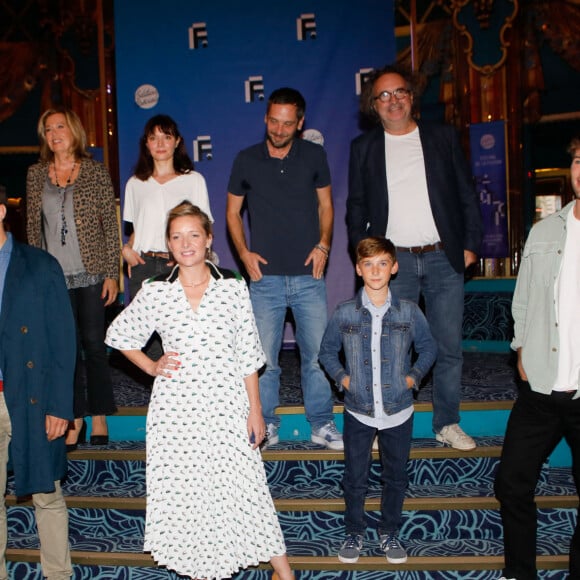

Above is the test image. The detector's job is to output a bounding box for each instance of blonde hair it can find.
[37,107,91,162]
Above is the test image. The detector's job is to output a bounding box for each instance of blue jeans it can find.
[250,275,334,429]
[342,411,413,536]
[494,384,580,580]
[389,249,463,433]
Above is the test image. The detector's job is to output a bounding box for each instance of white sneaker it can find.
[372,436,379,451]
[311,421,344,450]
[435,423,476,451]
[262,423,279,449]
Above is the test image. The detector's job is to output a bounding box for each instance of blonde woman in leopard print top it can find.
[26,107,120,450]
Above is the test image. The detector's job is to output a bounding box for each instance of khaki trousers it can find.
[0,393,72,579]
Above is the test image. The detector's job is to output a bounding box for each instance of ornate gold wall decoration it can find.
[452,0,518,75]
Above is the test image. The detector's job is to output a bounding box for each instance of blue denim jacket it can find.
[319,289,437,417]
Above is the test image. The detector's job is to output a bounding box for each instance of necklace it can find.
[180,274,209,288]
[53,161,76,189]
[52,162,76,246]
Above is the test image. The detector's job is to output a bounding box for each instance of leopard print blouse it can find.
[26,158,120,281]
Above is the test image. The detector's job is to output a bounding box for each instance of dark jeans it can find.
[389,249,464,433]
[68,283,116,417]
[127,255,171,361]
[342,410,413,536]
[494,384,580,580]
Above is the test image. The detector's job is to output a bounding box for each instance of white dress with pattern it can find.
[105,265,286,579]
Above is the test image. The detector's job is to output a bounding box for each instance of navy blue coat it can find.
[0,239,75,496]
[347,121,483,273]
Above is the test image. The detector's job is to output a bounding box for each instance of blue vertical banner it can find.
[113,0,395,317]
[469,121,509,258]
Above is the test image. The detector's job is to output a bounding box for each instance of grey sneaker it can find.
[379,534,408,564]
[311,421,344,450]
[262,423,279,448]
[435,423,476,451]
[338,533,363,563]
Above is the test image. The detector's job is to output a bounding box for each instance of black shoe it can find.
[66,419,86,452]
[90,434,109,446]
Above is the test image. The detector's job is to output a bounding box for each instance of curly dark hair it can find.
[359,63,424,122]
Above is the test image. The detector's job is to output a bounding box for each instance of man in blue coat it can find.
[0,191,75,579]
[347,64,482,451]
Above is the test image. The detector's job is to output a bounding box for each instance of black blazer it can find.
[346,120,482,273]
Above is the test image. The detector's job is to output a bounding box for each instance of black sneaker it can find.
[338,533,363,563]
[379,534,408,564]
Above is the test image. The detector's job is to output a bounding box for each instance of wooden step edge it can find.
[65,444,504,461]
[7,494,578,512]
[116,400,514,418]
[5,550,568,571]
[262,445,504,461]
[66,449,146,460]
[287,554,568,571]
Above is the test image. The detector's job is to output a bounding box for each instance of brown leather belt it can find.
[395,242,444,254]
[142,251,170,260]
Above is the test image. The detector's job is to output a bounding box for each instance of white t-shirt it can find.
[384,128,440,246]
[554,208,580,391]
[123,172,213,254]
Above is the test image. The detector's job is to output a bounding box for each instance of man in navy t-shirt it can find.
[226,87,343,450]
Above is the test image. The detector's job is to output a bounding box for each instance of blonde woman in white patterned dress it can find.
[105,201,294,580]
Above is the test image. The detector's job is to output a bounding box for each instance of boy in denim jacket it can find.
[319,237,437,564]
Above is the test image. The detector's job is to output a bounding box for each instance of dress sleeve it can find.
[105,284,159,351]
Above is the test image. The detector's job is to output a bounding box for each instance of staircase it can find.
[4,351,576,579]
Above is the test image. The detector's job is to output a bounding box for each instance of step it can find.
[5,504,575,574]
[5,447,576,575]
[7,439,576,508]
[3,562,572,579]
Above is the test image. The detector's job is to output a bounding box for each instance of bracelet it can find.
[315,244,329,256]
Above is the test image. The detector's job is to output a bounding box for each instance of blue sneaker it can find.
[311,421,344,450]
[262,423,279,449]
[379,534,407,564]
[338,533,363,563]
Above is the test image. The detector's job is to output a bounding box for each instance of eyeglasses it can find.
[373,88,410,102]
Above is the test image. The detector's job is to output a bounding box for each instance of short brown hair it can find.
[356,237,397,263]
[568,137,580,157]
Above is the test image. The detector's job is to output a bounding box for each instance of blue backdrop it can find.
[114,0,395,319]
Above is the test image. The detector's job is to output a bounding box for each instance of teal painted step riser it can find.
[4,564,570,580]
[103,412,573,467]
